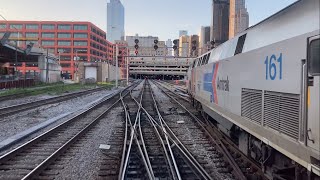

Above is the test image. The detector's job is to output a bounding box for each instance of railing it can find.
[0,74,39,89]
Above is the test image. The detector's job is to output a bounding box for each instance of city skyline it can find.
[0,0,297,40]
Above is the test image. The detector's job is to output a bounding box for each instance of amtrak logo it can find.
[203,63,219,104]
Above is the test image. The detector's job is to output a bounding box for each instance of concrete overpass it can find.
[128,56,194,79]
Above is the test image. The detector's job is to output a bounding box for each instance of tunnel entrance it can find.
[130,74,185,80]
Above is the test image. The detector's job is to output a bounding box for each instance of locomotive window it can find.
[234,33,247,55]
[199,56,203,65]
[206,53,211,64]
[198,57,202,66]
[309,39,320,75]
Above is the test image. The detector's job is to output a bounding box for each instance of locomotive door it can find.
[306,35,319,151]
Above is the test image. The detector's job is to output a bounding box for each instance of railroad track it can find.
[154,80,268,180]
[120,80,218,179]
[0,87,105,118]
[0,84,136,180]
[0,93,26,102]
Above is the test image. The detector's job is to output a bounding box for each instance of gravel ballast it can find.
[52,105,124,179]
[150,81,234,180]
[0,89,118,145]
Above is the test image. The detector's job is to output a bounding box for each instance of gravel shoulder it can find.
[0,87,101,108]
[0,88,120,155]
[53,105,123,179]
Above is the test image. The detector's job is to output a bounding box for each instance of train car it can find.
[188,0,319,179]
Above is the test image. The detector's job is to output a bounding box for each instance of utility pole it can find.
[126,56,129,86]
[115,44,118,88]
[46,48,49,83]
[15,40,18,79]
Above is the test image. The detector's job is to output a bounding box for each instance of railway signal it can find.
[192,40,197,51]
[134,39,139,55]
[173,39,178,51]
[154,39,158,50]
[210,39,215,49]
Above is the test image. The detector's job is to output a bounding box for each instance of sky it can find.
[0,0,297,40]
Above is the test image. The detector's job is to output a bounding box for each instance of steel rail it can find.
[158,81,190,102]
[131,81,212,180]
[0,87,105,117]
[153,80,247,180]
[148,81,182,180]
[118,90,130,180]
[137,102,212,180]
[135,81,155,178]
[0,84,136,180]
[120,80,154,180]
[132,81,177,180]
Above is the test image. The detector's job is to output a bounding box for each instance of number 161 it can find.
[264,53,282,80]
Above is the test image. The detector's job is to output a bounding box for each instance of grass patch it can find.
[0,83,109,97]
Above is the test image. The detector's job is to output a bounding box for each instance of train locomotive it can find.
[187,0,319,179]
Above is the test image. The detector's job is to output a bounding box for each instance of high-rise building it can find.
[210,0,229,45]
[126,34,165,56]
[229,0,249,39]
[199,26,211,55]
[107,0,125,43]
[0,20,113,79]
[179,30,188,37]
[189,35,199,57]
[179,35,189,57]
[166,39,173,56]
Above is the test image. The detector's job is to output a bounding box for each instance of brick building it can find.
[0,21,114,79]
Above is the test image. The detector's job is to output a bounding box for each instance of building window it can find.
[42,24,55,30]
[74,33,88,38]
[78,56,88,61]
[74,41,88,46]
[60,63,71,67]
[26,40,38,45]
[26,24,38,29]
[9,24,23,29]
[58,40,71,46]
[42,32,55,38]
[74,48,88,54]
[58,24,71,30]
[47,48,56,53]
[74,24,88,30]
[58,33,71,38]
[9,32,23,38]
[60,56,71,61]
[58,48,71,53]
[0,24,6,29]
[42,40,55,46]
[25,32,39,38]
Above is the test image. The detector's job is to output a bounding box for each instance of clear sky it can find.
[0,0,297,40]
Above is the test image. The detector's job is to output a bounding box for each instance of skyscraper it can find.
[199,26,211,55]
[210,0,229,45]
[229,0,249,39]
[107,0,125,43]
[166,39,173,56]
[179,30,188,37]
[179,35,189,57]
